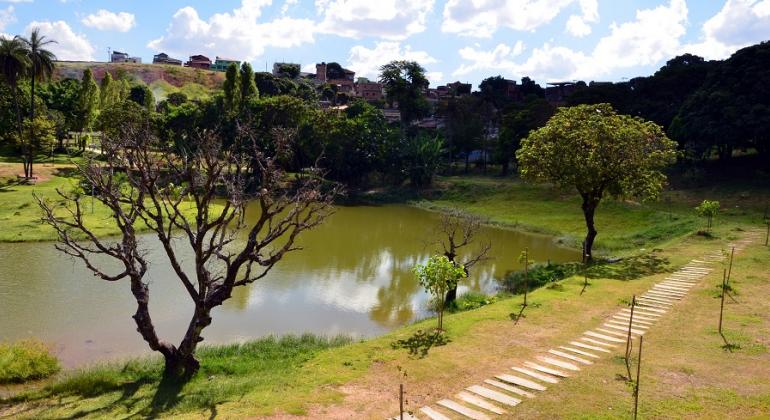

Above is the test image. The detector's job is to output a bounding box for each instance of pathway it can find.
[390,231,763,419]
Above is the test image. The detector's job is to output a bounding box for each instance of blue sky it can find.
[1,0,769,88]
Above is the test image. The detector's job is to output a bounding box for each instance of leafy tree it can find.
[20,28,56,179]
[223,62,241,114]
[165,92,188,107]
[20,115,56,161]
[276,63,300,79]
[479,75,513,110]
[128,84,155,112]
[404,132,444,188]
[240,62,258,104]
[379,60,430,126]
[496,96,554,175]
[695,200,720,232]
[441,95,483,173]
[413,255,467,331]
[519,77,544,98]
[516,104,677,261]
[0,36,29,153]
[38,123,337,380]
[325,62,345,80]
[99,72,122,109]
[40,78,80,136]
[77,68,99,132]
[97,99,150,141]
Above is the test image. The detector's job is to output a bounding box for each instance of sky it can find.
[1,0,769,88]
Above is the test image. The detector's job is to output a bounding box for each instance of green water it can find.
[0,204,578,366]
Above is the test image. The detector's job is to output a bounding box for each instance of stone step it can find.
[604,321,650,334]
[663,279,697,285]
[437,399,490,420]
[548,349,593,365]
[637,298,673,308]
[483,379,535,398]
[584,330,627,343]
[457,391,506,415]
[495,373,547,391]
[420,406,451,420]
[638,295,675,305]
[596,327,638,338]
[630,304,667,314]
[643,291,681,300]
[466,385,522,407]
[570,340,612,353]
[524,361,571,377]
[558,345,600,359]
[653,285,689,294]
[612,314,655,325]
[581,335,620,347]
[511,367,560,384]
[537,356,581,371]
[617,311,659,322]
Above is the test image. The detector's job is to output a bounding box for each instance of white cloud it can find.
[681,0,770,59]
[81,10,136,32]
[453,41,525,76]
[426,71,444,84]
[315,0,434,40]
[25,20,95,61]
[347,41,437,80]
[442,0,581,38]
[148,1,316,61]
[281,0,298,15]
[0,6,14,31]
[452,0,688,81]
[565,0,598,37]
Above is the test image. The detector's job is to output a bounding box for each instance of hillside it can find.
[53,61,225,101]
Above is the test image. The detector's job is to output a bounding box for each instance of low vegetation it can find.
[0,340,59,384]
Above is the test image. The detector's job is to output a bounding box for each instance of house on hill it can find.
[212,57,240,72]
[111,50,141,64]
[152,53,182,66]
[185,55,211,69]
[316,62,355,94]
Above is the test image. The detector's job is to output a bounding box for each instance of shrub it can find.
[500,262,583,294]
[0,339,60,383]
[447,291,499,313]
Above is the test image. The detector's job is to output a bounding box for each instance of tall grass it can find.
[0,339,60,383]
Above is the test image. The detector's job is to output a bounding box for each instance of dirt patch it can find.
[0,162,73,183]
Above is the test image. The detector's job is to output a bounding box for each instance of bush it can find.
[447,291,500,312]
[500,262,583,294]
[0,339,60,383]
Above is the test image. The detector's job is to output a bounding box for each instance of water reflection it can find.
[0,204,578,366]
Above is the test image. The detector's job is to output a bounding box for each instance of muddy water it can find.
[0,204,578,367]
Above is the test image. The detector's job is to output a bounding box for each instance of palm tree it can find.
[0,36,30,172]
[20,28,56,178]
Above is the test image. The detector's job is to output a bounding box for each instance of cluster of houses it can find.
[109,50,576,124]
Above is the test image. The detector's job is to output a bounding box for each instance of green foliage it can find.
[379,60,430,125]
[20,115,56,156]
[77,68,99,131]
[413,255,466,330]
[240,62,258,103]
[276,63,300,79]
[0,339,60,383]
[441,95,483,169]
[517,103,678,258]
[404,132,445,188]
[128,84,155,112]
[500,262,583,294]
[223,62,241,114]
[447,291,500,313]
[496,95,553,174]
[696,199,720,231]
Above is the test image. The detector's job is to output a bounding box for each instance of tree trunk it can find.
[581,194,599,263]
[28,67,36,179]
[11,85,27,178]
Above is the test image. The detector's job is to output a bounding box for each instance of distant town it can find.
[108,49,578,128]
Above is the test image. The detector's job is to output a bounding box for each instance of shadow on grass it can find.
[587,254,671,281]
[390,330,449,358]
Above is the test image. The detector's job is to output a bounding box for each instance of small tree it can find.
[695,200,720,232]
[518,248,535,307]
[431,209,491,305]
[517,103,677,261]
[413,255,466,331]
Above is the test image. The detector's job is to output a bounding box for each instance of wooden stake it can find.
[399,384,404,420]
[633,335,643,420]
[625,295,636,380]
[718,269,727,335]
[726,247,735,286]
[765,221,769,247]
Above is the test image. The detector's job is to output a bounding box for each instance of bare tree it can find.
[431,209,491,305]
[36,120,337,379]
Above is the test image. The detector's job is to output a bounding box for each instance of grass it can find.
[0,159,214,242]
[0,340,60,384]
